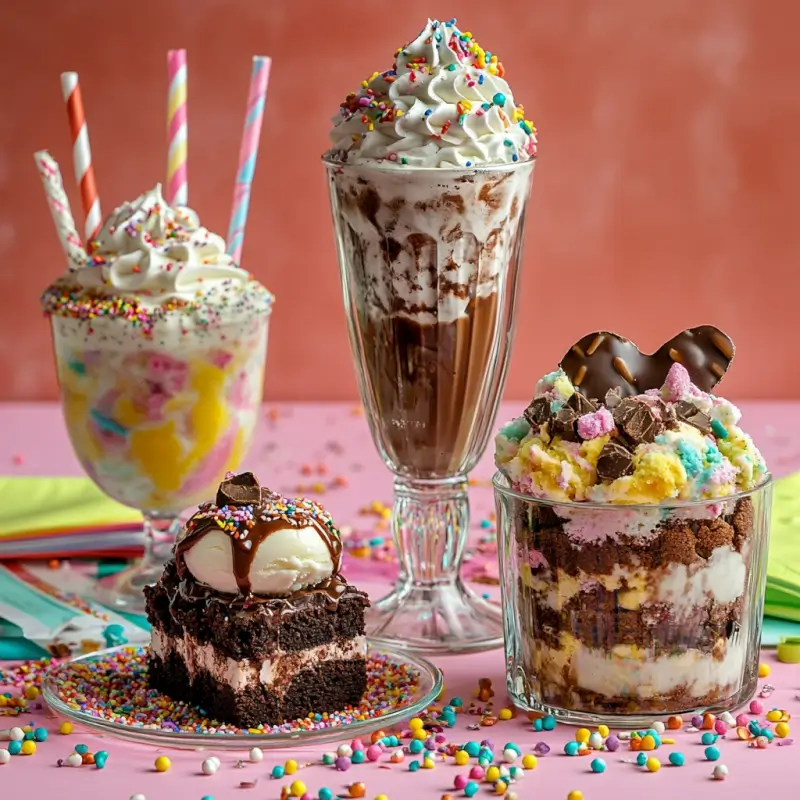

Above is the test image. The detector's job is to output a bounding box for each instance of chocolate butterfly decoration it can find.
[559,326,735,399]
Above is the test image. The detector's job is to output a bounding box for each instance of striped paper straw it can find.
[33,150,87,269]
[226,55,271,265]
[166,49,188,207]
[61,72,102,243]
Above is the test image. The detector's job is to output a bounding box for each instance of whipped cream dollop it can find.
[327,18,537,168]
[73,184,250,302]
[183,526,335,596]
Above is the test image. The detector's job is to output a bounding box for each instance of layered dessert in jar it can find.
[324,18,537,478]
[41,186,273,512]
[144,472,369,727]
[494,327,771,717]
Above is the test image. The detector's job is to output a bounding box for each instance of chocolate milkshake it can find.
[325,18,537,480]
[328,163,532,477]
[323,18,538,651]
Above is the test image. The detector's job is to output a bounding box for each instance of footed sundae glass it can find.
[49,310,270,613]
[324,158,535,653]
[43,182,273,614]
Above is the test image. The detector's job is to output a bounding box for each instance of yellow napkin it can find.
[0,476,141,540]
[765,472,800,622]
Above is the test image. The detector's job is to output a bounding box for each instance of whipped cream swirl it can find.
[73,184,250,302]
[327,18,537,168]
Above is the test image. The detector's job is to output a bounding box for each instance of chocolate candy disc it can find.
[216,471,261,506]
[559,326,735,398]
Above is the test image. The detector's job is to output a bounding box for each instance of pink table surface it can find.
[1,401,800,800]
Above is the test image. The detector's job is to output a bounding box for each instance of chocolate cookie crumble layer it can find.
[513,497,757,715]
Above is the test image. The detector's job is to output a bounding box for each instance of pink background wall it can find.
[1,0,797,401]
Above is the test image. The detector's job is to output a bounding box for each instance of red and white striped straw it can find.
[61,72,102,244]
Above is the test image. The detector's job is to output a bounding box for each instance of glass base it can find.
[507,673,759,729]
[94,513,182,615]
[366,579,504,654]
[93,558,166,615]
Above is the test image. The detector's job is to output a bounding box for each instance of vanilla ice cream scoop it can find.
[176,472,343,598]
[182,525,336,596]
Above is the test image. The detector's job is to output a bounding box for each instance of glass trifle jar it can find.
[493,329,772,725]
[495,477,772,726]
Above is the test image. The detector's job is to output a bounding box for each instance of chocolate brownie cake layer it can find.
[527,593,743,652]
[148,647,368,729]
[145,561,369,662]
[517,497,753,576]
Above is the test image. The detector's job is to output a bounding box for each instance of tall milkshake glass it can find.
[324,158,535,652]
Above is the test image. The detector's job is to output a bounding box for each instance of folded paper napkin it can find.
[0,476,143,559]
[0,561,149,659]
[766,472,800,623]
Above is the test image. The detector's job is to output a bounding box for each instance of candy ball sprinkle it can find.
[712,764,729,780]
[201,758,218,775]
[249,747,263,763]
[704,746,721,761]
[154,755,171,772]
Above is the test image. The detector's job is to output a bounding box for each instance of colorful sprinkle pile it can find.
[46,647,421,736]
[41,280,272,338]
[189,493,340,541]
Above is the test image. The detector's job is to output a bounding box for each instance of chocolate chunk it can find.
[604,388,623,410]
[596,441,634,481]
[216,472,261,506]
[566,392,597,416]
[673,400,712,436]
[655,398,679,430]
[550,406,579,441]
[612,398,664,444]
[523,396,551,428]
[559,326,735,399]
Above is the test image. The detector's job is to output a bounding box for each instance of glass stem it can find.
[142,511,183,566]
[392,477,469,589]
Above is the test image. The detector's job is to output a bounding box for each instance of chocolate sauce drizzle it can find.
[174,472,346,609]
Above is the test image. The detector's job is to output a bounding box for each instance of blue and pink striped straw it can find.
[226,56,271,265]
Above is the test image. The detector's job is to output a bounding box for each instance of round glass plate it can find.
[43,643,443,750]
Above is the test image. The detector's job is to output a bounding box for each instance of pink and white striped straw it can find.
[33,150,87,269]
[166,49,188,207]
[61,72,102,243]
[226,55,271,265]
